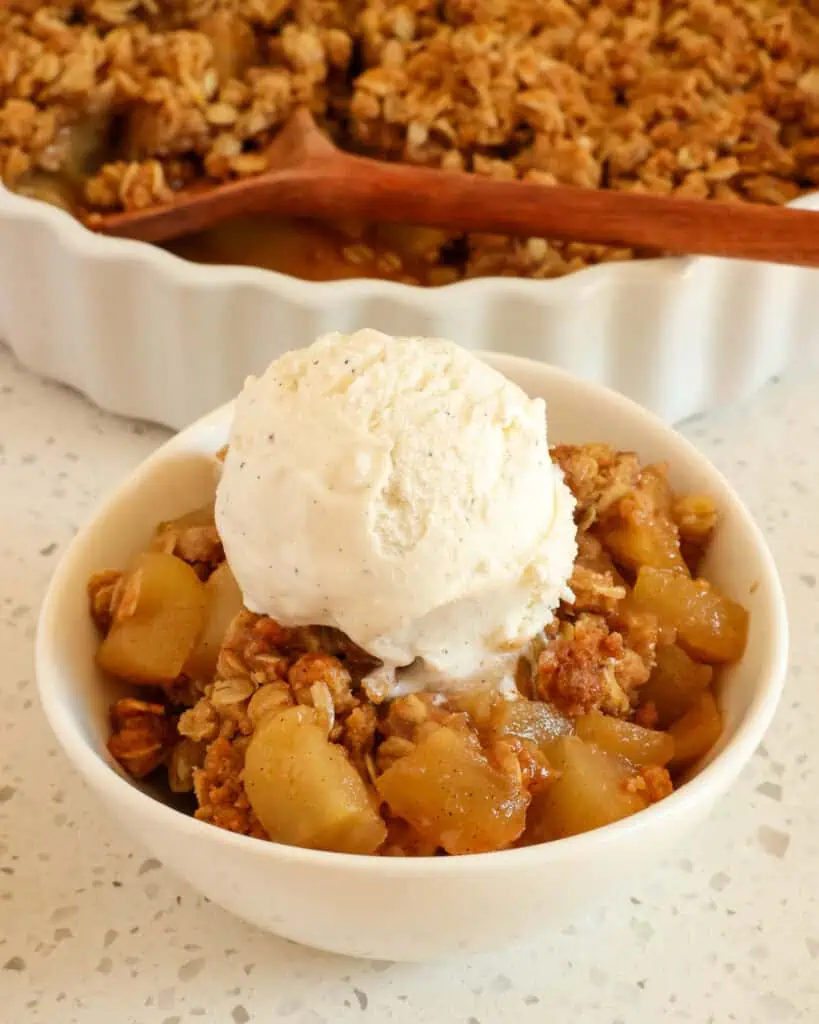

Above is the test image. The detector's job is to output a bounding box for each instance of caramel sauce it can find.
[165,216,463,286]
[165,216,409,282]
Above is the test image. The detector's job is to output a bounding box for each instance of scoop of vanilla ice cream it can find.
[215,329,577,693]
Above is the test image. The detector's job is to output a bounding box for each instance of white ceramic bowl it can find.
[2,183,817,431]
[36,354,788,962]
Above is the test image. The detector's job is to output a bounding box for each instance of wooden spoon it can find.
[86,108,819,267]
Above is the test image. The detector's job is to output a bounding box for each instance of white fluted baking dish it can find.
[0,183,815,431]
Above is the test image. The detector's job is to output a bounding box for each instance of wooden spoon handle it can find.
[93,144,819,268]
[298,154,819,267]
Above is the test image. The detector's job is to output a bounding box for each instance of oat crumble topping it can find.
[3,0,819,280]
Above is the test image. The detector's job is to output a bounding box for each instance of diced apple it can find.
[376,725,529,855]
[640,464,673,514]
[669,692,722,767]
[630,567,748,663]
[97,552,206,684]
[575,713,675,766]
[184,562,244,681]
[244,706,386,855]
[639,643,713,728]
[448,688,501,729]
[488,698,573,749]
[600,467,687,574]
[672,494,718,552]
[525,736,647,842]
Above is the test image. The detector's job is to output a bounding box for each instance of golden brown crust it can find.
[627,762,674,804]
[193,735,268,839]
[107,697,177,778]
[568,534,627,615]
[87,568,123,631]
[536,617,612,716]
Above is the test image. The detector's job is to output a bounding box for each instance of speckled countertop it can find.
[1,343,817,1024]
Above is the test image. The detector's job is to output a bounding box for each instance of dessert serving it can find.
[3,0,819,284]
[87,330,748,857]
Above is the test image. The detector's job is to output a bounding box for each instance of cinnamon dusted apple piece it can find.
[629,567,748,664]
[244,706,387,855]
[377,724,529,855]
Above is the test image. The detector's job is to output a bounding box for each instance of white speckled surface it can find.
[1,343,817,1024]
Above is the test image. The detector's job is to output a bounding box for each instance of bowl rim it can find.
[4,180,819,303]
[2,180,698,299]
[35,352,789,877]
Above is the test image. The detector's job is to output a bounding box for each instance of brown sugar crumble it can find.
[91,443,749,856]
[4,0,819,283]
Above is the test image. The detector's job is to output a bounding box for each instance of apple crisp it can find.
[2,0,819,282]
[88,443,747,856]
